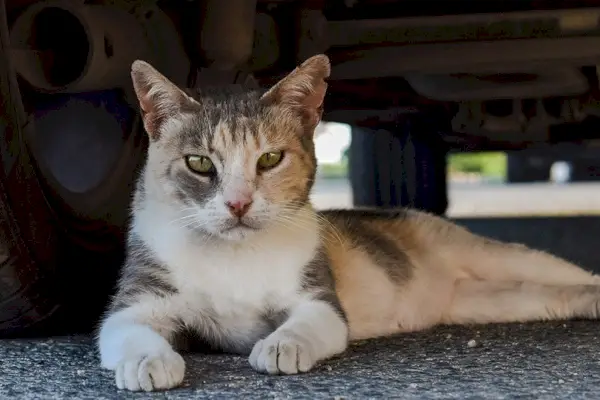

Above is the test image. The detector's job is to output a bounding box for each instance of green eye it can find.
[257,151,284,170]
[185,155,215,175]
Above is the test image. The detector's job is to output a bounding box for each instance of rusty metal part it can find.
[197,0,258,69]
[9,1,151,92]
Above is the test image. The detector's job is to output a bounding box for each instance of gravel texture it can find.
[1,321,599,399]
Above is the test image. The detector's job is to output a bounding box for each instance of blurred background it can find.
[4,0,600,337]
[311,121,600,217]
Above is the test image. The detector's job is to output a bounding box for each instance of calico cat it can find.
[98,54,600,392]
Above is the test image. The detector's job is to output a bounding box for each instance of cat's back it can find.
[319,207,460,253]
[317,207,431,290]
[317,208,470,338]
[318,207,473,276]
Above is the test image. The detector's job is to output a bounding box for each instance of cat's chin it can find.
[183,223,260,242]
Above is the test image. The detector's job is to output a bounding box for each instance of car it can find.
[3,0,600,335]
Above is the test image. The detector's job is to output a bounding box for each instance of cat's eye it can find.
[185,155,215,176]
[257,151,284,171]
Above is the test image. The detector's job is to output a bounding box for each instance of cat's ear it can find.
[261,54,330,129]
[131,60,197,140]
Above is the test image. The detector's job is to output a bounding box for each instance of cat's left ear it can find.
[261,54,330,130]
[131,60,198,140]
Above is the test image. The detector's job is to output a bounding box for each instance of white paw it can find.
[249,333,317,375]
[115,349,185,392]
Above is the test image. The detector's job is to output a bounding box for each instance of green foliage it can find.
[448,152,507,178]
[318,158,348,179]
[316,151,508,180]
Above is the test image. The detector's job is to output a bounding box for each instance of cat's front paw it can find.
[249,332,317,375]
[115,349,185,392]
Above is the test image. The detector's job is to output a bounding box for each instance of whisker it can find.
[273,205,345,247]
[168,214,199,225]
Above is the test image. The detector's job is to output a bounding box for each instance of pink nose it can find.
[225,199,252,218]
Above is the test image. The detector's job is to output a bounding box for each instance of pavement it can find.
[1,321,600,399]
[311,179,600,217]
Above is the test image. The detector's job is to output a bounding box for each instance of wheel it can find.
[0,4,62,336]
[506,151,551,183]
[569,158,600,182]
[348,115,448,215]
[0,88,142,337]
[25,89,145,334]
[1,0,146,336]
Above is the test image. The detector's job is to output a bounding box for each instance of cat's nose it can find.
[225,199,253,218]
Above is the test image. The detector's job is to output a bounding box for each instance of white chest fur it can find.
[132,204,320,319]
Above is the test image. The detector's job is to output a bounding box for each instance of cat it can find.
[98,54,600,392]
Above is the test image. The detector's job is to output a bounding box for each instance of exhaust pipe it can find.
[9,1,150,93]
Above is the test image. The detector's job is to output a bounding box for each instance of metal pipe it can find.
[9,1,150,92]
[197,0,258,70]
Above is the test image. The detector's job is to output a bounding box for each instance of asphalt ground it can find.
[2,321,600,399]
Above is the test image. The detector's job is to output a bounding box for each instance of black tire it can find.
[25,89,146,335]
[0,1,63,336]
[1,1,145,336]
[348,115,448,215]
[570,159,600,182]
[506,152,551,183]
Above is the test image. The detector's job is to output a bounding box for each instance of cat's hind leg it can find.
[451,234,600,286]
[443,279,600,325]
[407,211,599,286]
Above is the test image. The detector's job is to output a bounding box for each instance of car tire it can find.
[0,3,63,336]
[506,152,551,183]
[348,115,448,215]
[1,0,146,335]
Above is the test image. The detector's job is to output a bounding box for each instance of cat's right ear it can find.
[260,54,330,130]
[131,60,197,140]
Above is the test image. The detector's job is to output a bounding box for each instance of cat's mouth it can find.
[221,220,259,233]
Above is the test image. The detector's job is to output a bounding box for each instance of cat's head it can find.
[131,55,330,241]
